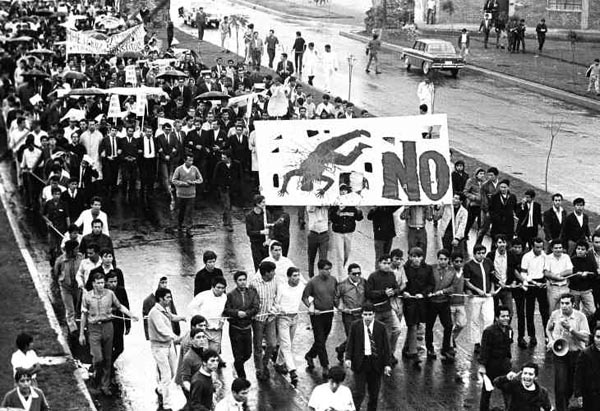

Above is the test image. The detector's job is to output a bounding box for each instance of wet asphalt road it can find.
[174,0,600,212]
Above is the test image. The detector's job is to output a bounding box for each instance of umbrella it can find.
[28,48,55,55]
[33,9,55,16]
[65,87,107,96]
[85,31,108,40]
[60,71,89,81]
[22,68,49,78]
[156,69,187,79]
[195,91,230,101]
[106,86,169,98]
[120,51,142,59]
[3,36,34,43]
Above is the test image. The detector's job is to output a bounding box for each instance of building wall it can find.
[433,0,600,30]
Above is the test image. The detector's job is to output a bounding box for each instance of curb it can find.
[229,0,355,21]
[417,26,600,43]
[339,30,600,112]
[0,183,97,411]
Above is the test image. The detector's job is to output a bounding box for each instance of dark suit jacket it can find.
[486,250,519,285]
[171,85,193,108]
[60,189,85,222]
[228,134,251,169]
[543,207,566,242]
[99,136,120,158]
[169,130,186,165]
[489,192,517,237]
[276,60,294,79]
[560,212,591,243]
[515,201,542,232]
[118,136,141,160]
[345,319,391,373]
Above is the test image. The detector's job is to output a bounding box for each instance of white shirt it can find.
[215,395,246,411]
[188,290,227,330]
[16,387,39,410]
[494,251,507,284]
[308,383,355,411]
[575,213,584,227]
[554,206,563,224]
[275,281,305,314]
[544,253,573,286]
[307,206,329,233]
[11,349,39,377]
[521,250,546,280]
[42,184,67,202]
[363,320,374,356]
[75,257,102,288]
[258,255,296,284]
[74,209,109,236]
[143,136,156,158]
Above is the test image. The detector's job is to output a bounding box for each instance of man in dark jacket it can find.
[344,302,392,411]
[245,195,268,270]
[516,189,542,250]
[574,325,600,411]
[543,193,566,248]
[223,271,259,380]
[486,234,520,315]
[489,179,517,240]
[194,250,224,296]
[561,197,591,255]
[367,206,399,268]
[494,362,551,411]
[329,185,363,280]
[479,305,513,411]
[451,160,468,194]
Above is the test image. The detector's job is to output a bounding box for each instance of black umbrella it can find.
[22,68,49,78]
[156,69,187,79]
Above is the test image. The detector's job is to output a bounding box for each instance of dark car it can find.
[183,7,221,28]
[402,39,465,77]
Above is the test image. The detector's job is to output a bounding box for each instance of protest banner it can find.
[135,93,147,117]
[107,94,122,119]
[66,30,108,54]
[125,65,138,86]
[254,115,452,206]
[66,25,145,55]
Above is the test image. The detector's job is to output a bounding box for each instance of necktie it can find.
[111,137,116,157]
[527,203,533,227]
[480,262,487,293]
[367,326,377,357]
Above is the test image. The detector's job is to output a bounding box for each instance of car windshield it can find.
[427,43,456,54]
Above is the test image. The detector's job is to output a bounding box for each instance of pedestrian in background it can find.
[365,33,382,74]
[265,29,279,69]
[291,31,306,76]
[536,18,547,53]
[303,42,320,86]
[426,0,436,24]
[195,7,207,40]
[586,59,600,95]
[220,16,231,51]
[172,154,203,237]
[457,28,470,59]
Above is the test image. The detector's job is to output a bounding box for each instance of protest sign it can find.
[254,115,452,206]
[107,94,122,119]
[125,65,138,86]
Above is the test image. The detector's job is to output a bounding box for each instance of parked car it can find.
[401,39,465,77]
[182,7,221,28]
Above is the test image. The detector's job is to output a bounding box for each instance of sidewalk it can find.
[346,29,600,107]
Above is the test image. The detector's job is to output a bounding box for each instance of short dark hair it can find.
[328,365,346,383]
[549,239,563,249]
[390,249,403,259]
[524,189,536,198]
[347,263,361,273]
[201,348,220,362]
[231,377,251,394]
[437,249,450,258]
[473,244,487,254]
[575,240,589,250]
[259,261,276,275]
[499,178,510,186]
[487,167,499,175]
[91,218,103,227]
[559,292,575,303]
[573,197,585,206]
[451,252,464,261]
[362,302,375,313]
[203,250,217,263]
[551,193,563,201]
[211,276,227,288]
[105,270,119,280]
[253,194,265,205]
[90,196,102,205]
[14,369,33,383]
[155,287,171,301]
[532,237,544,245]
[521,362,539,376]
[190,315,207,327]
[494,234,507,244]
[495,305,510,317]
[99,248,113,258]
[287,267,300,277]
[233,271,247,281]
[270,241,282,250]
[65,240,79,253]
[16,333,33,351]
[317,259,332,269]
[378,254,391,263]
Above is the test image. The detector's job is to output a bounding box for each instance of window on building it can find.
[547,0,582,12]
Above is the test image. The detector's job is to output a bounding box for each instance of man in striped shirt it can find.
[250,261,278,381]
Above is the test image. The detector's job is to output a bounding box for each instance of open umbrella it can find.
[156,69,187,79]
[3,36,34,44]
[106,86,169,98]
[60,71,89,81]
[33,9,55,16]
[120,51,142,59]
[22,68,49,78]
[65,87,107,96]
[28,48,55,55]
[195,91,230,101]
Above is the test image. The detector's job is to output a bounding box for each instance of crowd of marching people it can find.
[3,0,600,411]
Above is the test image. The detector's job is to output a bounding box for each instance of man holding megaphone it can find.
[546,293,590,411]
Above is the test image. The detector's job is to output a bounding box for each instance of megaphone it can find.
[552,338,569,357]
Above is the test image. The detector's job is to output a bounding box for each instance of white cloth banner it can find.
[255,115,452,206]
[66,25,145,55]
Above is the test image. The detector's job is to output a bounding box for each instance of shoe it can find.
[155,388,163,408]
[322,367,329,379]
[451,335,457,348]
[474,343,481,354]
[390,356,398,366]
[227,225,234,232]
[518,338,528,349]
[290,370,299,387]
[365,69,370,73]
[375,71,382,74]
[274,363,288,375]
[427,350,437,360]
[305,354,315,370]
[335,346,344,363]
[529,338,538,348]
[441,350,455,361]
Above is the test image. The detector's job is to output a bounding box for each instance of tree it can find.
[229,14,249,63]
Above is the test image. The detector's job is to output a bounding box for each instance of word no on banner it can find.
[254,115,452,206]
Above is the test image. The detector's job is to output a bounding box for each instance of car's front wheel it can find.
[404,56,411,71]
[422,61,431,75]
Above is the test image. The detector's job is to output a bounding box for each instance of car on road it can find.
[402,39,465,77]
[182,7,221,28]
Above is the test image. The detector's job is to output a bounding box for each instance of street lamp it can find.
[347,54,356,101]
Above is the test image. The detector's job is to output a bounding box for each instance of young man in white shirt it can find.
[308,365,355,411]
[74,196,109,236]
[544,240,573,312]
[521,237,550,346]
[187,276,227,355]
[274,266,305,386]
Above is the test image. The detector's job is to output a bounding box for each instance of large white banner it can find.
[66,25,145,55]
[255,115,453,206]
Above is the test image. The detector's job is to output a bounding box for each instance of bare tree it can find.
[229,14,250,62]
[544,116,563,192]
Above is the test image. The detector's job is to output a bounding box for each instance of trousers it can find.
[151,343,177,409]
[229,326,252,379]
[88,322,114,390]
[307,312,333,368]
[307,231,329,277]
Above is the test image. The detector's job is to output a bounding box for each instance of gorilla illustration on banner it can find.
[254,115,452,206]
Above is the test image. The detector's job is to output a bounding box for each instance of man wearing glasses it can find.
[334,263,366,363]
